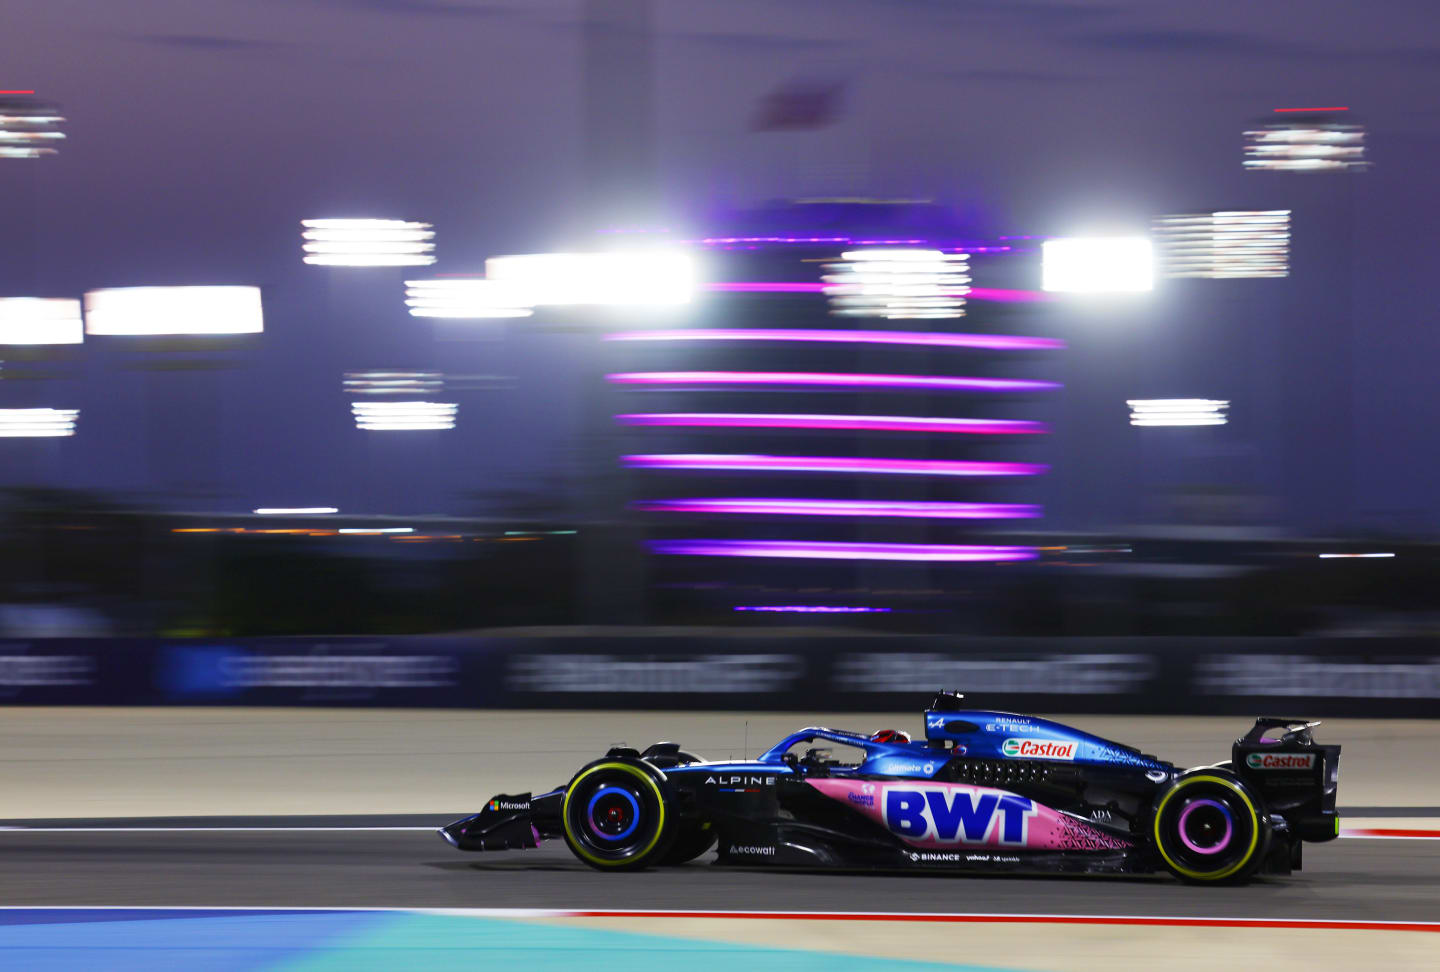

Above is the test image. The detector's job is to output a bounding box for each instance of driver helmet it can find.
[869,728,912,744]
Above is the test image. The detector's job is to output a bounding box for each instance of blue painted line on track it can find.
[0,909,1032,971]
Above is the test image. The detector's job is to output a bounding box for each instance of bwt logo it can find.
[884,787,1036,845]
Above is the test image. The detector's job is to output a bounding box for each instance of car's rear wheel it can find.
[561,759,675,871]
[1152,771,1268,884]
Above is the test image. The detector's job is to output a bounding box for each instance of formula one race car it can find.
[441,692,1341,884]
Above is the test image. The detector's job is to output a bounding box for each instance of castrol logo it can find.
[1246,752,1316,770]
[1001,738,1077,761]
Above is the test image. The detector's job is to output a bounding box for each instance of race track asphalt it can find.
[0,818,1435,921]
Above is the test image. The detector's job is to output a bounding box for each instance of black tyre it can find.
[561,759,676,871]
[1152,771,1268,884]
[661,825,717,865]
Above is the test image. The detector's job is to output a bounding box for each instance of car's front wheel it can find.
[561,759,676,871]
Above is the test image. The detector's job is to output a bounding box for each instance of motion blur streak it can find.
[403,279,534,319]
[650,539,1038,562]
[1244,118,1368,171]
[734,605,892,613]
[0,408,79,437]
[350,401,457,431]
[1127,399,1229,427]
[704,282,1050,302]
[83,287,264,336]
[823,248,970,319]
[606,371,1061,393]
[621,454,1048,476]
[1042,238,1154,293]
[0,96,65,158]
[342,372,444,396]
[0,297,83,345]
[605,328,1064,350]
[484,251,695,306]
[616,413,1047,434]
[633,498,1042,519]
[252,508,338,515]
[1153,211,1291,279]
[300,218,435,267]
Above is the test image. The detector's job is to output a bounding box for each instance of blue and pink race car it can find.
[441,692,1341,884]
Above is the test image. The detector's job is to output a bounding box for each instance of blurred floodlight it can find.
[0,98,65,159]
[350,401,457,431]
[343,371,444,396]
[83,286,263,336]
[1317,552,1394,559]
[0,298,83,345]
[403,279,533,318]
[0,408,78,437]
[338,527,414,534]
[253,507,338,515]
[484,251,695,307]
[1244,116,1367,172]
[822,248,970,319]
[1042,238,1153,293]
[1127,398,1229,427]
[301,219,435,267]
[1153,211,1290,279]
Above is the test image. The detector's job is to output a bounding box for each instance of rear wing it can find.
[1233,717,1341,842]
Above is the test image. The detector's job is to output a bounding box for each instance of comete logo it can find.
[1246,752,1315,770]
[1001,738,1077,760]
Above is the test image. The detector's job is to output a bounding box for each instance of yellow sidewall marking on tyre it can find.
[562,762,667,868]
[1153,774,1260,881]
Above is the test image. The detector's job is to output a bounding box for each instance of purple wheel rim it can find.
[1178,798,1234,855]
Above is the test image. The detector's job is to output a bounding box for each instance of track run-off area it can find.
[1,708,1437,969]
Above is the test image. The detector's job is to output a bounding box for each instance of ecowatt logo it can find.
[1246,752,1315,770]
[1001,738,1077,760]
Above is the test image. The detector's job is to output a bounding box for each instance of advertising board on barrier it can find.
[0,636,1434,715]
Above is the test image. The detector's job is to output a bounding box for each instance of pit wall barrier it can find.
[0,636,1435,717]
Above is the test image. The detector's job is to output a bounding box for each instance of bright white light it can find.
[301,219,436,267]
[403,279,534,319]
[1153,211,1290,279]
[350,401,457,431]
[83,287,264,336]
[253,507,339,515]
[0,408,78,437]
[484,251,695,307]
[338,527,415,534]
[1042,238,1154,293]
[823,249,970,319]
[0,298,83,345]
[343,372,444,396]
[1127,398,1229,427]
[1318,552,1394,559]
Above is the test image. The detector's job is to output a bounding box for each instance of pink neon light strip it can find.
[616,413,1047,434]
[650,539,1038,562]
[622,454,1047,476]
[703,282,1052,302]
[605,328,1064,351]
[633,498,1041,519]
[607,372,1061,393]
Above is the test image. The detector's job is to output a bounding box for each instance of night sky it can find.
[3,0,1437,527]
